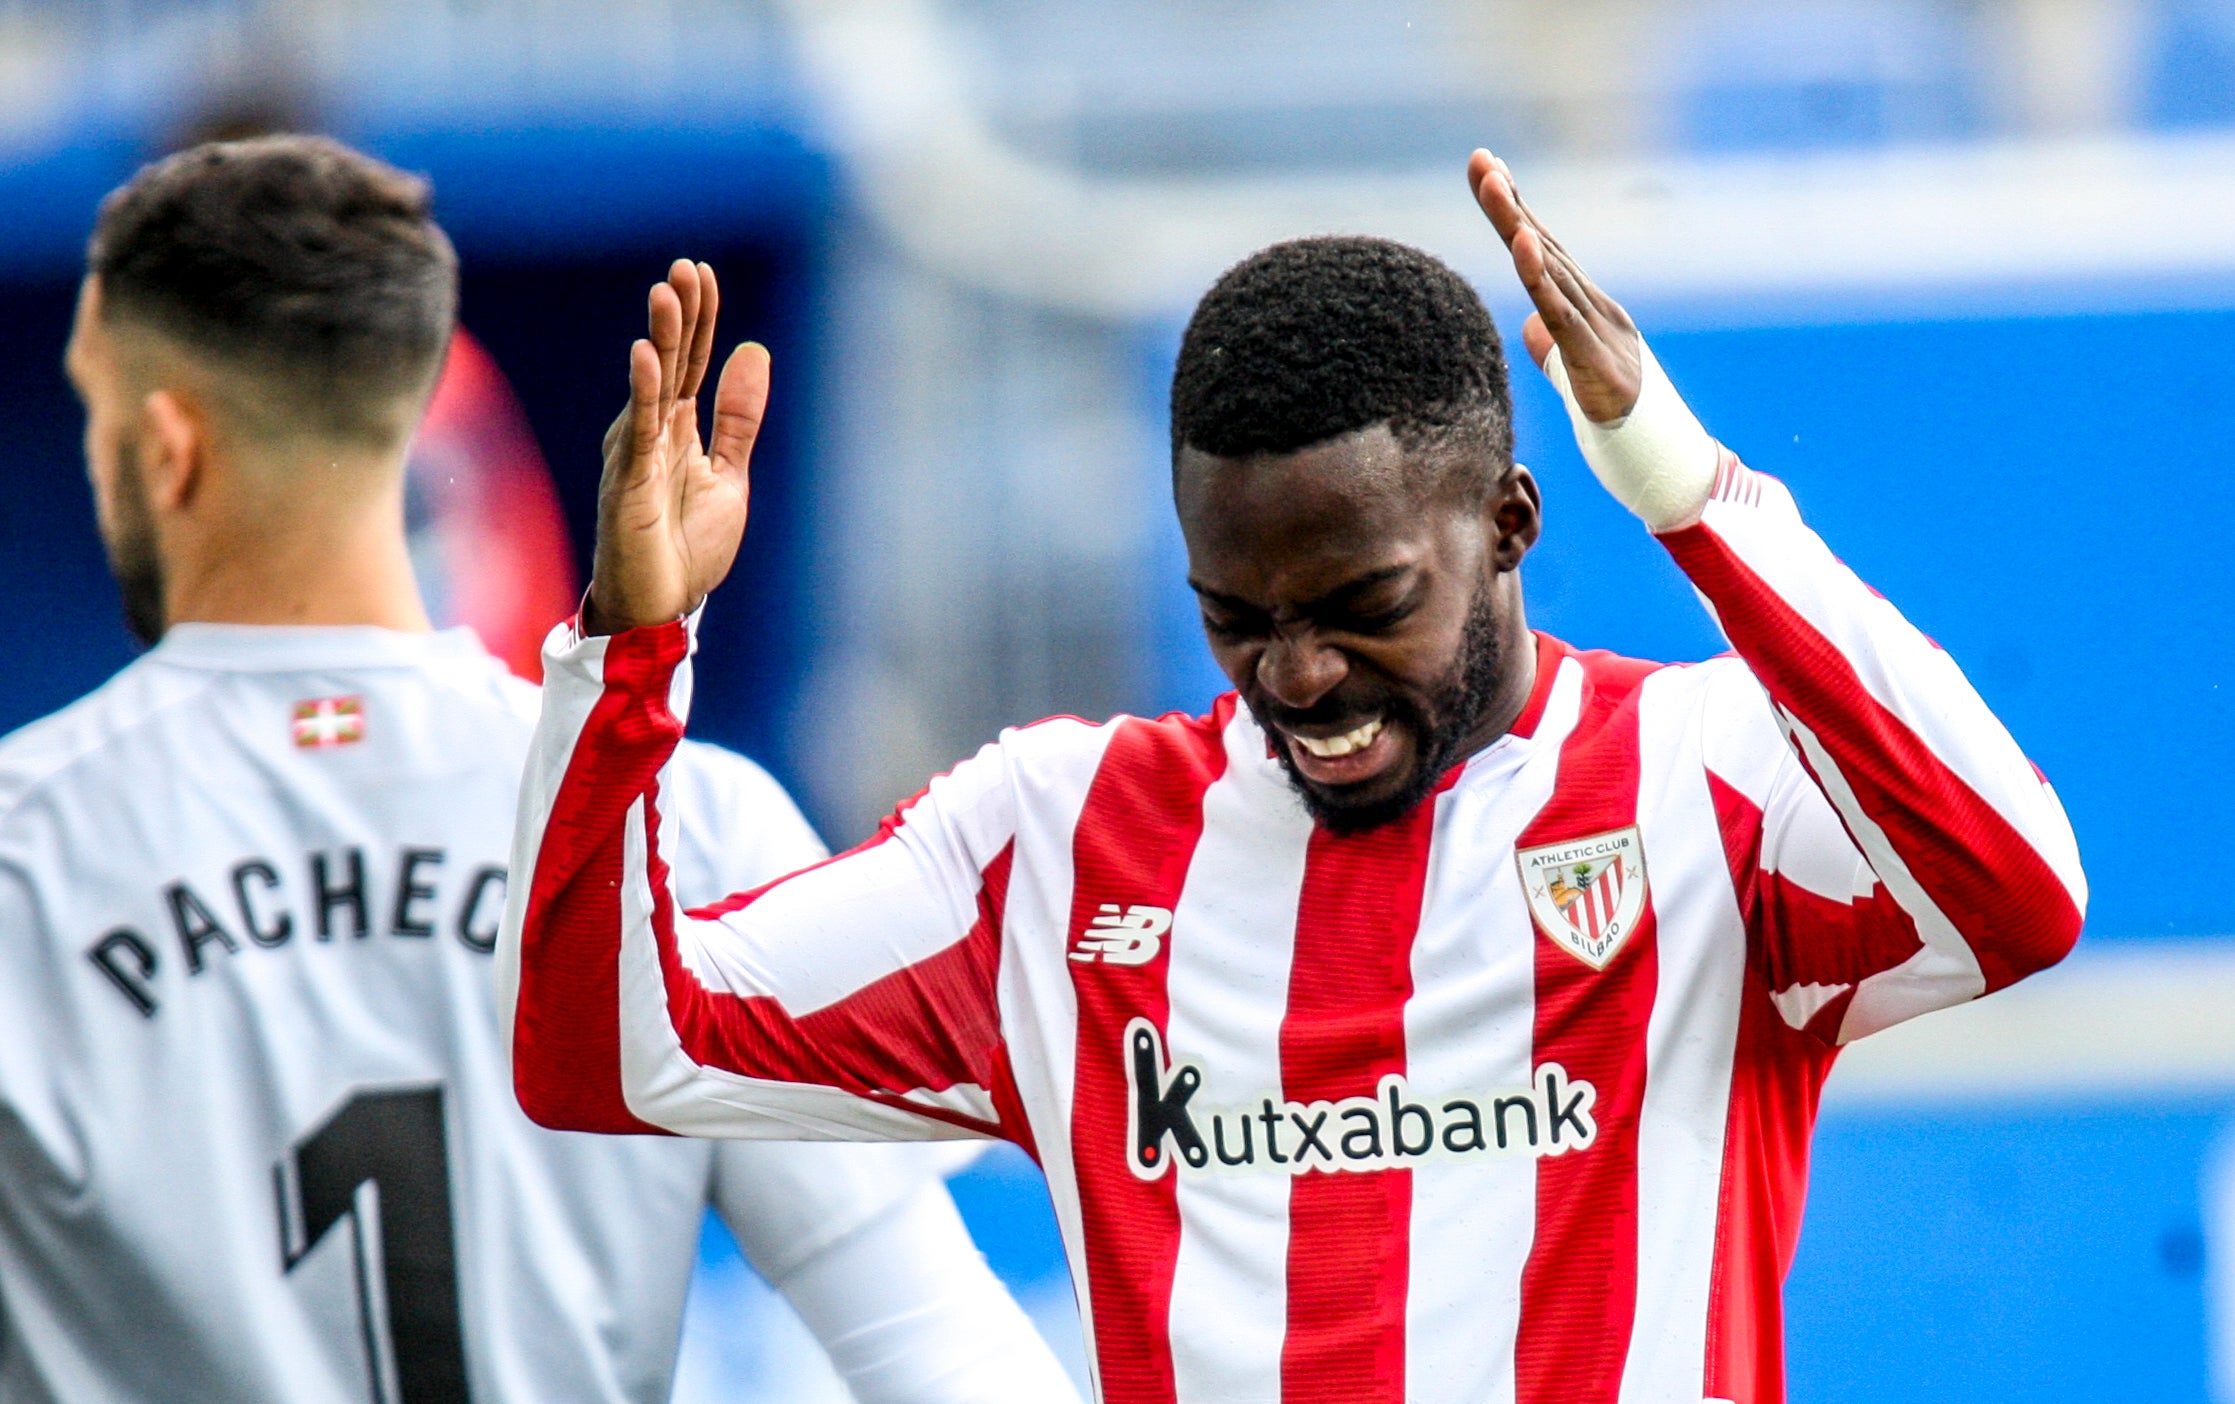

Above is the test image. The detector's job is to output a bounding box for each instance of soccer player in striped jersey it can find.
[0,135,1075,1403]
[503,150,2087,1404]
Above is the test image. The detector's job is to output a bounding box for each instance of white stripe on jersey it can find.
[496,619,608,1055]
[1164,707,1312,1404]
[1621,664,1746,1404]
[1401,658,1581,1404]
[991,714,1120,1403]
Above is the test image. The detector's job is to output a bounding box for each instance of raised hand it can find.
[583,260,770,635]
[1467,149,1641,425]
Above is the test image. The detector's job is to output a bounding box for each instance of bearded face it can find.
[1256,577,1508,834]
[95,417,168,646]
[69,283,171,647]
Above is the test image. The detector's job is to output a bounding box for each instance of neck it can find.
[1456,591,1538,760]
[161,463,432,633]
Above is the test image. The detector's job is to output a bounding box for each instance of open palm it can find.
[1467,149,1642,424]
[585,260,769,635]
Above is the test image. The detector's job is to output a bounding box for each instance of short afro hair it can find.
[88,134,457,444]
[1169,235,1512,473]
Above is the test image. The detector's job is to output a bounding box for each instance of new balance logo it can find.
[1070,904,1171,965]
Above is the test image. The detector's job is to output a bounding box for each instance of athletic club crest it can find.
[1517,826,1650,970]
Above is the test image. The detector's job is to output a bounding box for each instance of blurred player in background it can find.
[177,86,579,683]
[0,134,1079,1403]
[403,327,581,683]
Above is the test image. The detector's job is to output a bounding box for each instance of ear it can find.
[1488,464,1542,572]
[138,388,205,513]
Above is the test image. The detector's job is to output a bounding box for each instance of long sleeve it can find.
[1667,457,2085,1041]
[622,685,1067,1397]
[497,617,1029,1143]
[1550,338,2086,1043]
[711,1140,1080,1403]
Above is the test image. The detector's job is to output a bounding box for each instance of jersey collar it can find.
[1505,632,1570,741]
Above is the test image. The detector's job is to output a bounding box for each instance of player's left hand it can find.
[1468,149,1641,424]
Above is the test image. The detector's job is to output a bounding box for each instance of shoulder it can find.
[669,739,813,828]
[863,704,1227,842]
[665,739,829,892]
[1685,652,1787,797]
[1554,643,1668,708]
[954,701,1233,828]
[0,658,214,828]
[997,700,1228,771]
[1541,642,1787,797]
[1538,636,1771,721]
[1525,640,1780,781]
[425,651,546,733]
[1524,641,1669,753]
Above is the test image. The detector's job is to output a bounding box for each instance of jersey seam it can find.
[0,671,225,833]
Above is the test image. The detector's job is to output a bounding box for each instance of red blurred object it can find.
[406,330,579,681]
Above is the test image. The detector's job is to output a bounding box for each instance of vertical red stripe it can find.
[1700,961,1834,1404]
[1508,633,1568,741]
[1067,707,1230,1404]
[1277,777,1448,1403]
[1515,653,1660,1404]
[1703,775,1837,1404]
[513,621,690,1135]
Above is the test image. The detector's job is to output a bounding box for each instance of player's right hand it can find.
[583,259,769,636]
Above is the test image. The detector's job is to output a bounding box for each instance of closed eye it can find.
[1317,579,1425,636]
[1322,599,1415,634]
[1200,606,1269,641]
[1190,565,1420,641]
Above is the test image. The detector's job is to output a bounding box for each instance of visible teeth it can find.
[1296,718,1384,758]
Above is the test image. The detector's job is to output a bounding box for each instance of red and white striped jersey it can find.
[505,452,2085,1404]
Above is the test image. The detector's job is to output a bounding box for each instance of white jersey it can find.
[0,623,1073,1403]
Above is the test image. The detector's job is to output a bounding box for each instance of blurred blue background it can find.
[4,1,2235,1399]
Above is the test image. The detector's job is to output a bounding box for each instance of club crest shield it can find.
[1517,826,1650,970]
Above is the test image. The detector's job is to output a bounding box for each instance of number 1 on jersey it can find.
[276,1085,472,1403]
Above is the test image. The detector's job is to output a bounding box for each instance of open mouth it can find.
[1281,714,1402,787]
[1294,717,1383,758]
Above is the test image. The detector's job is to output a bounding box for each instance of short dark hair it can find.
[88,134,457,443]
[1169,236,1512,477]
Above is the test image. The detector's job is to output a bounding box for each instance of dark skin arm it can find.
[1466,148,1643,425]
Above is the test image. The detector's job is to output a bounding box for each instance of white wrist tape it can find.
[1541,338,1719,533]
